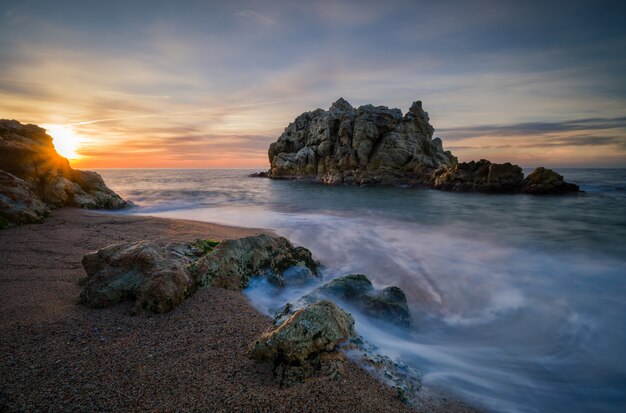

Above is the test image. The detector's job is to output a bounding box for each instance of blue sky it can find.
[1,0,625,167]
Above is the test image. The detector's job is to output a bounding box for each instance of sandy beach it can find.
[0,208,478,412]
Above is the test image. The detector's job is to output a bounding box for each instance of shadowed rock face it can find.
[286,274,413,329]
[78,235,321,314]
[0,171,50,229]
[0,119,127,228]
[248,300,356,386]
[267,98,456,186]
[522,167,580,194]
[434,159,524,193]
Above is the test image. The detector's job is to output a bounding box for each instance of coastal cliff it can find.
[265,99,580,194]
[0,119,127,228]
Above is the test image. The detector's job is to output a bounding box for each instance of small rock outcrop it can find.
[0,119,127,228]
[522,167,580,194]
[284,274,413,329]
[267,98,456,185]
[78,234,320,313]
[0,171,50,229]
[193,234,320,290]
[433,159,524,193]
[248,300,356,385]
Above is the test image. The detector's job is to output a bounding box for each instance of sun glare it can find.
[43,124,83,160]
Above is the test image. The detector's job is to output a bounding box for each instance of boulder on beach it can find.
[248,300,356,385]
[522,167,580,194]
[192,233,321,290]
[78,240,206,313]
[267,98,456,186]
[282,274,413,329]
[0,119,128,228]
[78,234,321,313]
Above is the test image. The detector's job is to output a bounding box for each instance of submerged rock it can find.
[281,274,413,329]
[0,119,127,228]
[267,98,456,186]
[192,233,320,290]
[248,300,356,385]
[0,171,50,229]
[522,167,580,194]
[433,159,524,193]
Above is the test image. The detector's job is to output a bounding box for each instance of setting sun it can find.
[43,124,82,160]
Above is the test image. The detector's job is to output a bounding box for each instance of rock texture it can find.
[248,300,356,385]
[522,167,580,194]
[0,119,127,228]
[267,98,456,185]
[0,171,50,229]
[78,234,321,313]
[433,159,524,193]
[193,234,320,289]
[282,274,412,329]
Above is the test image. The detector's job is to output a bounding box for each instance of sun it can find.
[43,124,83,160]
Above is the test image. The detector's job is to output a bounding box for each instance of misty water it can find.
[97,168,626,413]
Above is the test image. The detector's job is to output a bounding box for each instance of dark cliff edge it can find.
[0,119,129,229]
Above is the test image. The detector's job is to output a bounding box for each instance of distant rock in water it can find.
[0,119,128,228]
[265,99,580,194]
[267,98,456,185]
[522,167,580,195]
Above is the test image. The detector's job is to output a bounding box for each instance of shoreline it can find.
[0,208,478,412]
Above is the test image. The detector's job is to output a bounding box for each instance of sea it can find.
[96,168,626,413]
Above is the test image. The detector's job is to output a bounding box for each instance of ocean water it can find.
[96,168,626,413]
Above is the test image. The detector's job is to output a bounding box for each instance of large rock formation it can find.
[0,119,127,228]
[267,98,456,185]
[265,99,580,194]
[248,300,356,385]
[78,234,321,313]
[278,274,413,329]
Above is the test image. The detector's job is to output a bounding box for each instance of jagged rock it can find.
[267,98,456,186]
[193,234,320,290]
[522,167,580,194]
[78,240,207,314]
[0,119,127,228]
[433,159,524,193]
[280,274,412,329]
[248,300,356,385]
[0,171,50,229]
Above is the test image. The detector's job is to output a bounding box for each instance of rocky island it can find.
[0,119,128,229]
[265,98,580,194]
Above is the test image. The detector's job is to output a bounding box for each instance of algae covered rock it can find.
[248,300,356,385]
[522,167,580,194]
[285,274,413,329]
[193,233,320,289]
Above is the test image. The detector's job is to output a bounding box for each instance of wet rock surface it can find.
[248,300,357,385]
[289,274,413,329]
[0,119,127,228]
[522,167,580,194]
[433,159,524,193]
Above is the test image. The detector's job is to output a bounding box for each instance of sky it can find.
[1,0,625,168]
